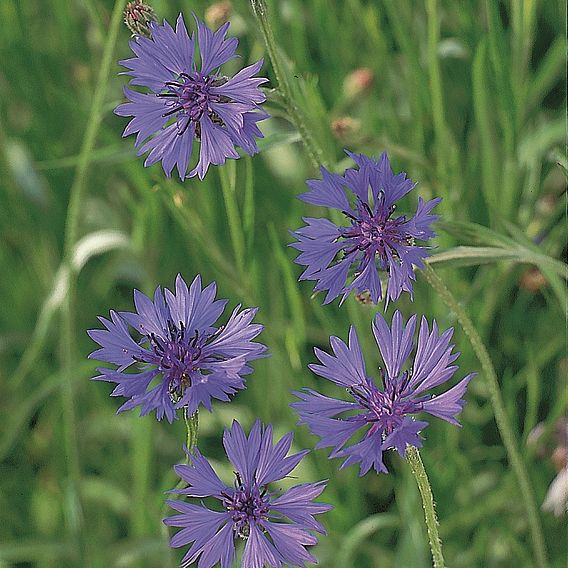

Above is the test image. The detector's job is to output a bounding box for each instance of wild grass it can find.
[0,0,565,567]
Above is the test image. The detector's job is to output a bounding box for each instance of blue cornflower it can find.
[115,14,268,180]
[88,274,266,422]
[291,152,440,305]
[165,420,331,568]
[291,311,474,475]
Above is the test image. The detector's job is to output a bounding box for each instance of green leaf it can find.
[429,245,567,280]
[337,513,399,568]
[256,130,302,152]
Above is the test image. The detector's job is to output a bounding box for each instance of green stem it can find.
[184,409,199,454]
[219,163,246,275]
[421,263,548,568]
[406,445,445,568]
[161,410,199,566]
[250,0,326,169]
[58,0,127,559]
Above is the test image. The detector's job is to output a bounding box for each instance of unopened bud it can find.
[331,117,361,143]
[536,194,557,216]
[552,446,568,473]
[343,67,374,99]
[205,1,232,29]
[519,268,547,293]
[355,291,372,305]
[124,0,158,38]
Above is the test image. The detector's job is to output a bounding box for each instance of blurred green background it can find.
[0,0,566,566]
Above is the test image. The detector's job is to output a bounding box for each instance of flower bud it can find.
[205,1,232,29]
[124,0,158,38]
[519,268,547,293]
[343,67,374,99]
[331,117,361,143]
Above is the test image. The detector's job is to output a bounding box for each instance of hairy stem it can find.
[421,262,548,568]
[184,409,199,454]
[406,445,445,568]
[251,0,326,169]
[162,409,199,566]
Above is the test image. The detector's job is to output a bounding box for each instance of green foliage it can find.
[0,0,565,567]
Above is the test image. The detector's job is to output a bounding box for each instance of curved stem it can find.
[251,0,326,170]
[421,262,548,568]
[58,0,127,561]
[406,445,445,568]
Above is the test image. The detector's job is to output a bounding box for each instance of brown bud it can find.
[536,194,557,216]
[519,268,547,293]
[552,446,568,473]
[343,67,374,99]
[124,1,158,38]
[331,117,361,143]
[205,1,232,29]
[355,291,373,305]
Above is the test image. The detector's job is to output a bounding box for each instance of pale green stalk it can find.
[250,0,327,169]
[425,0,449,193]
[184,409,199,453]
[219,162,246,275]
[406,445,445,568]
[421,263,548,568]
[161,410,199,567]
[58,0,127,559]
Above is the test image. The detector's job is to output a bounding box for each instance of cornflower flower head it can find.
[115,13,268,180]
[88,274,266,422]
[165,420,331,568]
[291,311,475,475]
[291,152,440,305]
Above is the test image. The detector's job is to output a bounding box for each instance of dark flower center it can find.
[348,373,419,435]
[158,72,229,136]
[223,473,270,538]
[341,200,410,264]
[137,320,203,401]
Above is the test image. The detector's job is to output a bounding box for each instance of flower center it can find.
[341,200,409,262]
[223,474,270,539]
[158,72,229,135]
[348,374,418,435]
[145,321,202,401]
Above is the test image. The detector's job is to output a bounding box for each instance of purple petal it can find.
[406,317,459,395]
[173,448,226,498]
[336,431,388,475]
[195,17,238,75]
[420,373,475,425]
[255,428,309,487]
[87,311,147,366]
[309,326,368,387]
[190,114,239,180]
[261,521,319,566]
[299,166,351,210]
[227,110,268,155]
[202,305,265,360]
[372,311,416,379]
[382,417,428,456]
[212,59,268,104]
[291,389,358,418]
[242,524,280,568]
[223,420,261,486]
[186,521,235,568]
[270,481,332,533]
